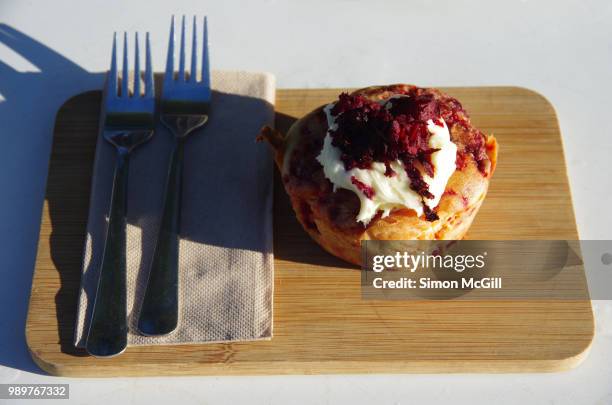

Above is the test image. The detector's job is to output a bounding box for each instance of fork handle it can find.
[86,150,129,357]
[138,140,183,336]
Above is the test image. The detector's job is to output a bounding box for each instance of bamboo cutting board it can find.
[26,87,594,376]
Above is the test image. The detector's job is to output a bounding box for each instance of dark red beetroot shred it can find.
[329,93,442,218]
[350,176,375,199]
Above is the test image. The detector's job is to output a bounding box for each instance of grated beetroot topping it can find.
[348,85,490,176]
[384,163,396,177]
[350,176,376,199]
[424,205,439,222]
[329,93,441,207]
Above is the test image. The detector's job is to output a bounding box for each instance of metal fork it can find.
[86,32,155,357]
[137,16,211,336]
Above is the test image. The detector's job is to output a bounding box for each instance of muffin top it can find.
[280,84,497,232]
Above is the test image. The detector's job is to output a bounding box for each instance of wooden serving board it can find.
[26,87,593,376]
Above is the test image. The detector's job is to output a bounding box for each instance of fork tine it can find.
[178,15,186,81]
[106,32,118,98]
[201,16,210,89]
[121,32,129,97]
[134,32,141,97]
[189,16,197,82]
[144,32,154,98]
[164,16,175,85]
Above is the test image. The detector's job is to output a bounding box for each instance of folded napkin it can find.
[74,71,275,346]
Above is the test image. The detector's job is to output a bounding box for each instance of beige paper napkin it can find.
[74,70,275,346]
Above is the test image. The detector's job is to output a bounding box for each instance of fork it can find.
[86,32,155,357]
[137,16,211,336]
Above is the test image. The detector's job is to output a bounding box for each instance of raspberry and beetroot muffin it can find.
[259,84,498,265]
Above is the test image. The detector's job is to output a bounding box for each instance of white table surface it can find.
[1,0,611,403]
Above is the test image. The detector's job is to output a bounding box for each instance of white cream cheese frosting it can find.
[316,98,457,224]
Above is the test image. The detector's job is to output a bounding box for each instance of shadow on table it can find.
[0,23,350,376]
[0,24,103,374]
[52,103,350,352]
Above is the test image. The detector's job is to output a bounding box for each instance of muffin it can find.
[259,84,498,265]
